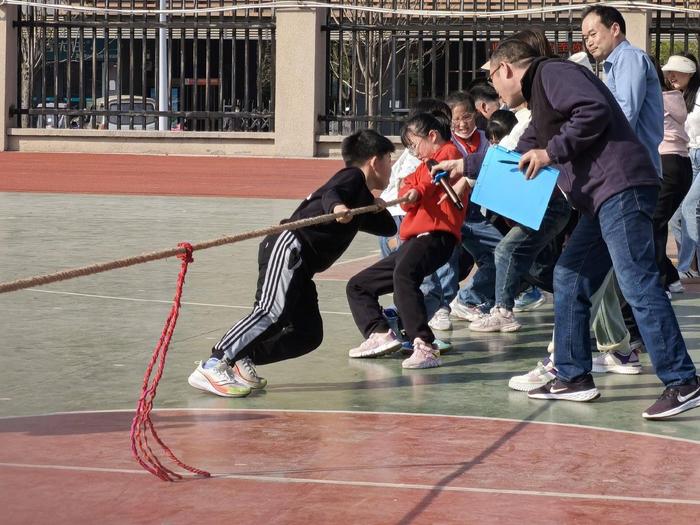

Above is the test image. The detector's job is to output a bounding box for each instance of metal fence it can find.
[15,1,275,131]
[13,0,700,135]
[321,0,700,136]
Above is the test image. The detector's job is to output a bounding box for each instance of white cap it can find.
[568,52,593,72]
[481,60,491,71]
[662,55,697,74]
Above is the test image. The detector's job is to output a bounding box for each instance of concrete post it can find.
[0,4,19,151]
[274,7,326,157]
[622,9,651,52]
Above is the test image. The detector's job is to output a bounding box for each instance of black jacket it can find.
[284,167,396,273]
[517,57,659,215]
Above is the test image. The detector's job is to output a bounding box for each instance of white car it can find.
[89,96,157,130]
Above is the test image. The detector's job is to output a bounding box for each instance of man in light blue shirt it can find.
[582,5,664,177]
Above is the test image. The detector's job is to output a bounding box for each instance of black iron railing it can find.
[15,0,275,131]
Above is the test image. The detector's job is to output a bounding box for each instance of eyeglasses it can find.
[451,114,475,127]
[407,135,426,153]
[488,62,504,82]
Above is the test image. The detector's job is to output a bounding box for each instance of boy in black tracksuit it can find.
[188,129,397,398]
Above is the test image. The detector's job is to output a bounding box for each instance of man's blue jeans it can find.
[457,215,503,309]
[553,186,696,386]
[494,195,571,309]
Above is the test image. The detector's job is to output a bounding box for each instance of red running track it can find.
[1,409,699,524]
[0,152,344,199]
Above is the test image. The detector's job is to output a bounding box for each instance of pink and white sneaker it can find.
[469,307,521,333]
[402,338,442,369]
[348,330,402,358]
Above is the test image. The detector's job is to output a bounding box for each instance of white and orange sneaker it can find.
[233,356,268,389]
[188,359,252,397]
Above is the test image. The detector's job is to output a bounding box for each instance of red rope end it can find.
[177,242,194,263]
[130,241,210,481]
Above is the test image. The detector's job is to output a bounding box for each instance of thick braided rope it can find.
[0,197,407,294]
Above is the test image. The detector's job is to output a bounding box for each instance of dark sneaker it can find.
[642,377,700,420]
[528,375,600,402]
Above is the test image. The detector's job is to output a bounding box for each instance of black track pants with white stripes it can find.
[212,231,323,365]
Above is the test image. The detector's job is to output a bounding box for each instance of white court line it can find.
[1,461,699,506]
[25,288,352,316]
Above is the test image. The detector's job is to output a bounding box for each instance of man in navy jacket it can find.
[487,37,700,419]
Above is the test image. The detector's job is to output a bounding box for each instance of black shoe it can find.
[528,374,600,402]
[642,377,700,420]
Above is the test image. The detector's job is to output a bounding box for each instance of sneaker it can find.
[449,298,487,322]
[508,357,557,392]
[232,356,268,389]
[513,287,546,312]
[630,338,645,353]
[680,270,700,280]
[469,307,521,333]
[348,330,402,358]
[402,338,442,369]
[401,338,451,355]
[428,307,452,331]
[592,350,641,375]
[528,375,600,402]
[643,377,700,420]
[668,280,685,293]
[188,359,252,398]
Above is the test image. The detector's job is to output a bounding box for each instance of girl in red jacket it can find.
[346,112,467,369]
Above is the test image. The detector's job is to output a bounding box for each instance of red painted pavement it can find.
[0,152,344,199]
[1,410,699,524]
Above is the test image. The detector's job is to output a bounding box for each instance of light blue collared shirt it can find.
[603,40,664,177]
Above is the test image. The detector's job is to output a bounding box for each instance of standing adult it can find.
[666,54,700,279]
[487,37,699,419]
[580,5,663,362]
[649,55,693,293]
[581,5,663,176]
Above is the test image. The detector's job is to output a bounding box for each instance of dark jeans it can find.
[553,186,696,386]
[655,154,693,286]
[347,231,456,343]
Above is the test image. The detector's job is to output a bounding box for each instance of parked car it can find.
[34,102,68,128]
[88,96,157,130]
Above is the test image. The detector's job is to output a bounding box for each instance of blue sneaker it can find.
[513,287,546,312]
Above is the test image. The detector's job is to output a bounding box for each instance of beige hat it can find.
[568,52,593,72]
[662,55,697,74]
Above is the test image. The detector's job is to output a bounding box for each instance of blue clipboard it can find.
[470,145,560,230]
